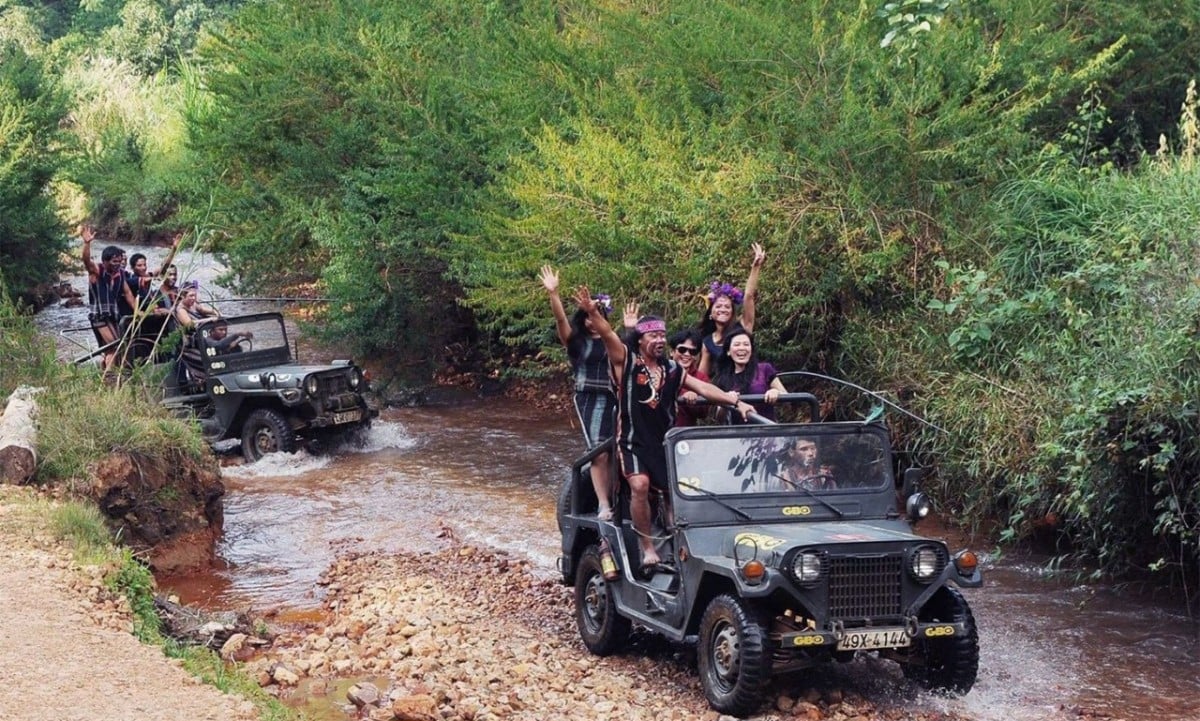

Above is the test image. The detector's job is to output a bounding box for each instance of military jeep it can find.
[557,393,982,716]
[159,312,377,463]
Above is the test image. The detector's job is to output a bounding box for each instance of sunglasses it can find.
[674,345,699,355]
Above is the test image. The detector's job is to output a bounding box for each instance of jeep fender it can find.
[905,563,983,617]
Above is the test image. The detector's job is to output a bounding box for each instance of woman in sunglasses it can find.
[540,265,618,521]
[669,329,710,427]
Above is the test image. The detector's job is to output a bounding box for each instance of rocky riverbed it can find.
[247,534,970,721]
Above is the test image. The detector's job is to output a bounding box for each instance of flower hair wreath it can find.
[592,293,613,315]
[707,281,744,306]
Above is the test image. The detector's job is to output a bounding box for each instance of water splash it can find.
[224,449,333,478]
[335,420,417,454]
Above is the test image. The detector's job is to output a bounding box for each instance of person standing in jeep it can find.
[573,286,754,568]
[80,225,138,372]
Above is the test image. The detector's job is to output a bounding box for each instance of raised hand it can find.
[573,285,597,313]
[751,242,766,268]
[539,264,560,293]
[623,300,640,328]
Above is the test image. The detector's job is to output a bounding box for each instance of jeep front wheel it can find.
[902,586,979,695]
[698,594,771,716]
[574,545,630,655]
[241,408,297,463]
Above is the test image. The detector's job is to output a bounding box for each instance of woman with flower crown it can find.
[697,242,766,377]
[540,265,619,520]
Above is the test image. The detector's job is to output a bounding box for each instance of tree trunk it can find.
[0,387,41,485]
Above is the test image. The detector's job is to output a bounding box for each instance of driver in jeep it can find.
[205,320,253,355]
[779,437,836,491]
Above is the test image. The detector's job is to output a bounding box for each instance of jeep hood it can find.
[213,365,354,390]
[721,521,934,558]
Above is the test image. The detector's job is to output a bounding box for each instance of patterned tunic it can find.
[616,353,684,488]
[570,337,616,448]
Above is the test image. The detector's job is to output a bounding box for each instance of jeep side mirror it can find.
[901,467,924,498]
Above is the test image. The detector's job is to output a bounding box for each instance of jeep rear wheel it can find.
[241,408,296,463]
[698,594,771,716]
[574,545,630,655]
[902,586,979,695]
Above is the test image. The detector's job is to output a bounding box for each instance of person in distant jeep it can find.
[573,286,755,569]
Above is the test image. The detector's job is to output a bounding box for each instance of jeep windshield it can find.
[670,424,893,498]
[195,313,291,372]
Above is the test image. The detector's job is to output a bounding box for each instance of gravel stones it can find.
[257,543,970,721]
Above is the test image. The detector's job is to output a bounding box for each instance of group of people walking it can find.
[540,243,786,568]
[80,225,219,372]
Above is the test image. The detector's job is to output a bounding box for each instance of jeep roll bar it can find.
[693,392,820,423]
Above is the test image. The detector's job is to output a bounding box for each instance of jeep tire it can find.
[574,545,630,655]
[698,594,772,716]
[241,408,297,463]
[902,586,979,695]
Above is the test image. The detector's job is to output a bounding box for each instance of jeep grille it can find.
[828,554,903,620]
[318,373,350,396]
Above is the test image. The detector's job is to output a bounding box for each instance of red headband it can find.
[636,319,666,334]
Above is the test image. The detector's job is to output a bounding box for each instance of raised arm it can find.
[539,265,572,346]
[573,285,626,380]
[698,343,713,379]
[80,225,100,279]
[740,242,766,333]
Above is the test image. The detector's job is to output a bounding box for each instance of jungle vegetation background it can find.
[3,0,1200,600]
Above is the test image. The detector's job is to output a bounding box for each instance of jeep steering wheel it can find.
[235,337,253,353]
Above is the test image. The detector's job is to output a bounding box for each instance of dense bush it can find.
[0,43,69,302]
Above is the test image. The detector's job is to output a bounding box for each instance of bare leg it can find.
[96,324,118,372]
[590,451,612,519]
[627,473,660,565]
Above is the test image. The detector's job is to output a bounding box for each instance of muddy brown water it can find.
[37,253,1200,721]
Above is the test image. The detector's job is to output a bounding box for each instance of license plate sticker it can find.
[836,628,911,651]
[333,410,362,425]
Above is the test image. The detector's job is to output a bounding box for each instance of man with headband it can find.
[574,286,755,570]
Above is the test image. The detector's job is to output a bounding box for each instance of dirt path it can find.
[0,487,256,721]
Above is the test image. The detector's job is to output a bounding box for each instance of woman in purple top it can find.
[712,327,786,423]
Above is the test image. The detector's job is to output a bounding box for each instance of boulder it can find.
[391,694,439,721]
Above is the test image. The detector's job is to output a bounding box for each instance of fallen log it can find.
[0,386,42,485]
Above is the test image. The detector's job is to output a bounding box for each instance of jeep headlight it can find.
[791,551,823,586]
[348,368,362,391]
[305,375,320,396]
[909,545,945,582]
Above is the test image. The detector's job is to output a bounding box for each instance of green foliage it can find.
[876,151,1200,584]
[0,292,62,394]
[879,0,957,59]
[50,501,113,561]
[0,42,69,302]
[105,548,162,640]
[63,54,193,240]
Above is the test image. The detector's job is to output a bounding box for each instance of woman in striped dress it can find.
[540,265,616,521]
